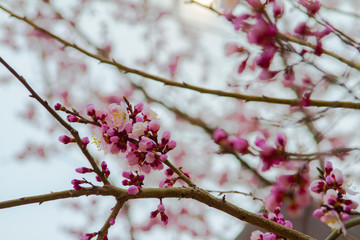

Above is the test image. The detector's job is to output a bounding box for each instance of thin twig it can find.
[0,56,110,185]
[97,199,126,240]
[205,189,264,204]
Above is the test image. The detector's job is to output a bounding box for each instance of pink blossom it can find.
[165,168,174,177]
[148,120,160,132]
[142,106,157,120]
[145,152,156,163]
[134,103,143,114]
[232,13,251,31]
[132,122,148,138]
[331,169,344,185]
[256,46,278,69]
[75,167,93,174]
[247,16,277,47]
[122,171,132,179]
[259,69,279,80]
[227,136,249,153]
[58,135,73,144]
[323,189,338,206]
[299,92,311,107]
[160,213,169,225]
[225,42,245,56]
[80,233,97,240]
[238,57,249,74]
[128,185,140,195]
[101,161,107,171]
[67,115,79,122]
[165,140,177,151]
[109,218,115,225]
[320,210,345,232]
[81,137,89,147]
[212,128,227,143]
[310,180,326,193]
[54,103,63,111]
[110,143,121,154]
[273,1,284,18]
[299,0,321,15]
[107,102,129,130]
[138,137,156,151]
[126,151,140,165]
[247,0,263,11]
[161,131,171,144]
[250,230,263,240]
[157,203,165,212]
[86,104,95,116]
[160,154,168,162]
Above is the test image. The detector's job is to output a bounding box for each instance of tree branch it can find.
[0,186,315,240]
[97,198,126,240]
[0,56,110,185]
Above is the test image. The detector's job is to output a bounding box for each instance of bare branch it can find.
[0,56,110,185]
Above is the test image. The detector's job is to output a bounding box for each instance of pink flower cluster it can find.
[212,128,249,154]
[255,134,287,171]
[122,171,144,195]
[150,202,169,225]
[71,161,110,190]
[311,161,358,232]
[250,206,293,240]
[265,166,310,216]
[159,168,190,188]
[224,0,283,80]
[86,100,176,176]
[212,129,289,172]
[56,98,177,194]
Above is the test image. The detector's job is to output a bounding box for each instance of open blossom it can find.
[255,134,287,171]
[150,202,169,225]
[106,102,129,130]
[251,206,293,240]
[132,122,148,138]
[311,161,358,232]
[265,166,310,215]
[86,98,176,175]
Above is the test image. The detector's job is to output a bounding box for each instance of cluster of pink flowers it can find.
[55,98,178,194]
[311,161,358,232]
[159,168,190,188]
[213,129,288,172]
[150,201,169,225]
[212,128,249,154]
[122,171,144,195]
[224,0,282,80]
[86,100,176,175]
[255,134,287,171]
[265,166,310,215]
[250,205,293,240]
[70,161,110,190]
